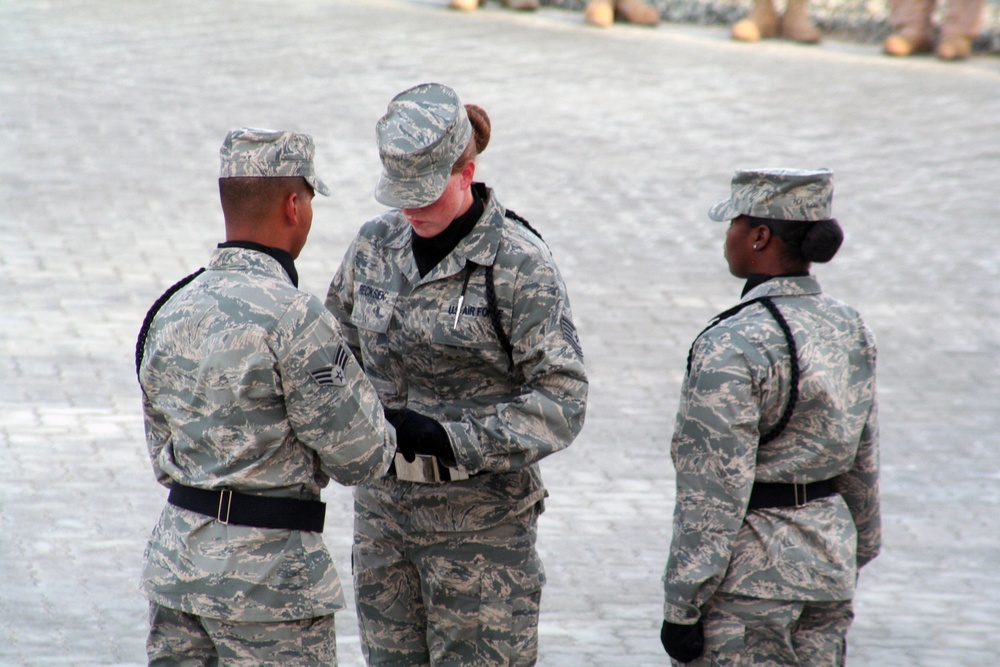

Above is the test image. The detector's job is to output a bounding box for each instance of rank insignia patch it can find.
[309,346,350,387]
[561,316,584,357]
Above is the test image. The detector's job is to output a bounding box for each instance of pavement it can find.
[1,1,999,665]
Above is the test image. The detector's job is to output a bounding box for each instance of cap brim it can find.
[374,170,448,209]
[306,175,331,197]
[708,198,742,222]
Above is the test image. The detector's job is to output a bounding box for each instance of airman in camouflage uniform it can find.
[325,83,588,667]
[138,128,395,666]
[660,169,880,666]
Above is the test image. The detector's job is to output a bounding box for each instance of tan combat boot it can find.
[731,0,779,41]
[882,29,934,55]
[935,0,984,59]
[882,0,935,55]
[781,0,822,43]
[936,35,972,59]
[584,0,615,26]
[449,0,480,10]
[615,0,660,25]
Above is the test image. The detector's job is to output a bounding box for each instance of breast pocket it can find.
[431,294,510,398]
[351,283,398,335]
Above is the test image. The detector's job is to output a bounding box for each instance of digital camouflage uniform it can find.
[139,128,394,665]
[326,185,588,667]
[663,274,880,665]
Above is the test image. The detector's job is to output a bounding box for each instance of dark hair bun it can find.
[801,219,844,263]
[465,104,491,154]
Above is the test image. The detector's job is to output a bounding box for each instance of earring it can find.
[753,244,758,250]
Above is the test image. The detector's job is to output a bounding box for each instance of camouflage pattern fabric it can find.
[219,127,331,196]
[663,275,880,626]
[147,603,338,666]
[708,168,833,222]
[325,185,587,663]
[374,83,473,209]
[678,593,853,667]
[353,503,544,666]
[139,246,394,623]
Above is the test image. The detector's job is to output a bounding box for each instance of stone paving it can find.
[1,1,999,665]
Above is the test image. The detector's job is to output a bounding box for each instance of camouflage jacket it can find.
[139,246,394,622]
[663,275,880,624]
[325,186,588,533]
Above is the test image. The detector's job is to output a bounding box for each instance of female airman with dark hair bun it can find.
[660,169,881,666]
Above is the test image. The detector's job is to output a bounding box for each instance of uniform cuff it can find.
[441,421,484,473]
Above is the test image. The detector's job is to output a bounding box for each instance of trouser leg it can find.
[147,603,218,667]
[940,0,986,38]
[417,510,544,667]
[684,593,852,667]
[353,510,430,667]
[200,614,338,667]
[791,600,854,667]
[888,0,936,35]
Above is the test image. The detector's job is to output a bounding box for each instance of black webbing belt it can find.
[168,483,326,532]
[748,479,837,510]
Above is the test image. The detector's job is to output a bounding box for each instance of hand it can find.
[383,408,454,465]
[660,619,704,663]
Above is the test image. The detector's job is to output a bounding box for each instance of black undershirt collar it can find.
[411,184,486,278]
[742,272,809,297]
[218,241,298,287]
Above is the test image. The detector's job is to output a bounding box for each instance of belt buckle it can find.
[794,483,807,507]
[217,489,233,524]
[393,453,471,484]
[394,453,442,483]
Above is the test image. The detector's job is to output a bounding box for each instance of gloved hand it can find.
[660,619,704,663]
[383,408,455,465]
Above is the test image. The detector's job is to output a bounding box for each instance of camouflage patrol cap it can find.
[219,127,330,196]
[374,83,473,209]
[708,168,833,222]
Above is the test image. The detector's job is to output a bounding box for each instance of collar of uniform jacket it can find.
[210,244,299,286]
[741,274,822,302]
[384,183,506,282]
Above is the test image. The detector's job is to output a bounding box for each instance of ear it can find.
[283,189,302,227]
[458,160,476,190]
[751,223,772,250]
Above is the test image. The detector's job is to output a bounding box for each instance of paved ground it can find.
[2,1,999,665]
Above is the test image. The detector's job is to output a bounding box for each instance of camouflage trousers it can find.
[146,603,338,666]
[678,593,854,667]
[353,501,545,667]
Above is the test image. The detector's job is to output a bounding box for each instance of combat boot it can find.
[882,0,935,55]
[449,0,481,10]
[615,0,660,25]
[731,0,779,41]
[936,0,984,59]
[502,0,540,9]
[882,29,934,55]
[583,0,615,28]
[584,0,615,26]
[936,35,972,59]
[781,0,822,43]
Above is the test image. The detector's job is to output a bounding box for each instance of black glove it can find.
[660,619,704,663]
[384,408,454,465]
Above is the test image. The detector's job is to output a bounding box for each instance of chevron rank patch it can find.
[561,316,583,358]
[308,345,350,387]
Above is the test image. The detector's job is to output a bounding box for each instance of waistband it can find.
[168,482,325,532]
[747,479,837,510]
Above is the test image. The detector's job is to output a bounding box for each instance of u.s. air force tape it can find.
[308,345,350,387]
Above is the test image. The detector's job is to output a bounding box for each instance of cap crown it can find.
[219,127,329,195]
[709,168,833,222]
[374,83,472,208]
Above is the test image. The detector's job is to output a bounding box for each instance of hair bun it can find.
[465,104,491,154]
